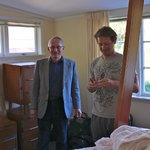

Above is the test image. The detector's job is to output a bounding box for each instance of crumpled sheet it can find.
[76,125,150,150]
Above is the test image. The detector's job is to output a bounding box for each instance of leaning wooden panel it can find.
[114,0,144,129]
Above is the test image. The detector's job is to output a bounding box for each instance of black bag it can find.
[128,114,133,126]
[68,112,94,149]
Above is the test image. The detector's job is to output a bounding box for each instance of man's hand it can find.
[75,109,82,118]
[87,78,97,93]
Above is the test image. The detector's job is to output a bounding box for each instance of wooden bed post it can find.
[114,0,144,129]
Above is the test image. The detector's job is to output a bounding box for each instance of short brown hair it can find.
[94,26,117,42]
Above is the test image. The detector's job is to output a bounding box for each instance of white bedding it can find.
[77,125,150,150]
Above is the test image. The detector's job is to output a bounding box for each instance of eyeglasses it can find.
[49,46,64,50]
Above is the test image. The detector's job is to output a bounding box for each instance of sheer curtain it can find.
[86,11,109,116]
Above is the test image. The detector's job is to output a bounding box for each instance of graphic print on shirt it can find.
[94,60,121,107]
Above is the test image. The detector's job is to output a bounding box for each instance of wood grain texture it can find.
[114,0,144,129]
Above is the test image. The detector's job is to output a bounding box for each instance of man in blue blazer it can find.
[30,36,82,150]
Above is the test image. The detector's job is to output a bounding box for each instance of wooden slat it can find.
[0,138,17,150]
[114,0,144,129]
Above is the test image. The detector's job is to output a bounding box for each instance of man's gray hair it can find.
[48,36,64,47]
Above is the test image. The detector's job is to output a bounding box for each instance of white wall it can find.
[131,98,150,128]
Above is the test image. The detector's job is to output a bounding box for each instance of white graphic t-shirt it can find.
[90,53,123,118]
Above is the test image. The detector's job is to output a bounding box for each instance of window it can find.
[141,18,150,94]
[8,26,35,53]
[0,20,42,57]
[110,17,150,97]
[109,20,126,54]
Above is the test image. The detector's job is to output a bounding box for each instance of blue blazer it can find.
[31,57,81,119]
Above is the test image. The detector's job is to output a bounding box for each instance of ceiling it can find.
[0,0,150,19]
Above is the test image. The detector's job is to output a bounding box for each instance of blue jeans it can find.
[37,98,68,150]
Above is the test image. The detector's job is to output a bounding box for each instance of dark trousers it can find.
[37,98,68,150]
[91,114,114,142]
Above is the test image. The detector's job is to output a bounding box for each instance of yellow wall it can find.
[0,5,55,115]
[0,5,150,128]
[0,6,90,115]
[54,16,89,113]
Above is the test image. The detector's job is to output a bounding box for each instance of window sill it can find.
[132,95,150,103]
[0,55,45,63]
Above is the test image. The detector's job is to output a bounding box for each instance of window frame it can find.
[0,16,43,57]
[109,16,150,98]
[0,26,3,56]
[139,17,150,97]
